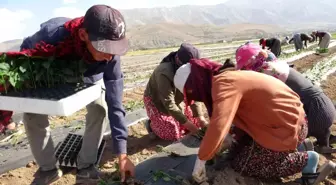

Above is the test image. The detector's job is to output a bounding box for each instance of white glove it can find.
[192,157,207,183]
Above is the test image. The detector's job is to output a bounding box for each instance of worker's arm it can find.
[158,74,188,124]
[304,40,308,48]
[198,82,242,161]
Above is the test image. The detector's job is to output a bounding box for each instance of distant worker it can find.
[312,31,332,53]
[259,38,281,57]
[281,36,290,46]
[289,33,314,51]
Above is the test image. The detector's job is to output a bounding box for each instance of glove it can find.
[192,157,207,183]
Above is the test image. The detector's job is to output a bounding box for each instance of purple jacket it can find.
[20,17,127,155]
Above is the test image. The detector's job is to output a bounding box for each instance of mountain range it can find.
[1,0,336,51]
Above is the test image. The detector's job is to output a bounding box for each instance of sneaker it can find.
[31,168,62,185]
[76,165,101,184]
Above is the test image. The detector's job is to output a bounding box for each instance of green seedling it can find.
[0,54,88,93]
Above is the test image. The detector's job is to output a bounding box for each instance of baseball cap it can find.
[176,43,200,64]
[83,5,128,56]
[235,43,261,69]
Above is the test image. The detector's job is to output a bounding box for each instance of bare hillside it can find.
[127,23,286,49]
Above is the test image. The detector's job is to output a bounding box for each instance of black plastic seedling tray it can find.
[1,83,94,101]
[54,133,106,168]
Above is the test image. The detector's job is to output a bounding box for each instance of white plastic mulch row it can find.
[303,54,336,87]
[282,41,336,64]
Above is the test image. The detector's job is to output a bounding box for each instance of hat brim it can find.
[89,34,129,56]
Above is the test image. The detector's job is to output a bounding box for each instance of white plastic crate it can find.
[0,83,102,116]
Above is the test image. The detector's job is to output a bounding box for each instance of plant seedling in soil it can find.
[151,170,189,184]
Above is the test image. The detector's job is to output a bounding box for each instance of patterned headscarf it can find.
[235,43,290,82]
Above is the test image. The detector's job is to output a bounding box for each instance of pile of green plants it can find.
[0,54,87,94]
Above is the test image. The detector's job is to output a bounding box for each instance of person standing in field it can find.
[143,43,207,141]
[312,31,332,52]
[289,33,314,51]
[235,42,336,154]
[4,5,135,184]
[259,38,281,57]
[172,58,336,185]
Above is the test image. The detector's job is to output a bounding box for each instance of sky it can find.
[0,0,228,42]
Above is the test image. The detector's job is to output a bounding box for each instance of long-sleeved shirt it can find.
[288,33,311,48]
[198,70,305,161]
[315,31,327,44]
[301,33,311,48]
[144,59,203,123]
[262,38,276,50]
[20,17,127,155]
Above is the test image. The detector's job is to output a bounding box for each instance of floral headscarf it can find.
[235,43,290,82]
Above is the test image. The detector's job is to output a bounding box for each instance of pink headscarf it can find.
[235,43,290,82]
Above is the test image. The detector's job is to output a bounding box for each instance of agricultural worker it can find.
[173,58,336,185]
[143,43,207,141]
[312,31,332,52]
[280,36,290,46]
[289,33,314,51]
[259,37,281,57]
[235,42,336,154]
[3,5,135,184]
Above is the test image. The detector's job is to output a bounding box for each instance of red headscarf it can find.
[184,58,222,117]
[4,17,94,62]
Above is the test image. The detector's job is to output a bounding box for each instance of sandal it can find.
[301,173,320,185]
[300,161,336,185]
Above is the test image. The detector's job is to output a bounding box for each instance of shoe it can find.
[76,165,101,184]
[31,168,62,185]
[315,146,336,154]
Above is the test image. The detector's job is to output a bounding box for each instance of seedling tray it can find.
[54,133,106,168]
[0,83,102,116]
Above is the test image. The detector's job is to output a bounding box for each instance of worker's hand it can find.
[198,116,208,128]
[118,154,135,182]
[192,157,207,183]
[184,120,200,134]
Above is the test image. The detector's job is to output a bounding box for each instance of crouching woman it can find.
[173,58,335,185]
[235,43,336,154]
[143,43,207,141]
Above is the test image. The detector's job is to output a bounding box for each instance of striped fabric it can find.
[305,94,336,146]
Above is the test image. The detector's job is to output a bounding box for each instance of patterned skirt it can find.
[231,121,309,179]
[143,96,199,141]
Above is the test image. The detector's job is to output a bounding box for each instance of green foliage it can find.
[0,54,87,93]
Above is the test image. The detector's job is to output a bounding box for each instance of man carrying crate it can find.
[6,4,135,184]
